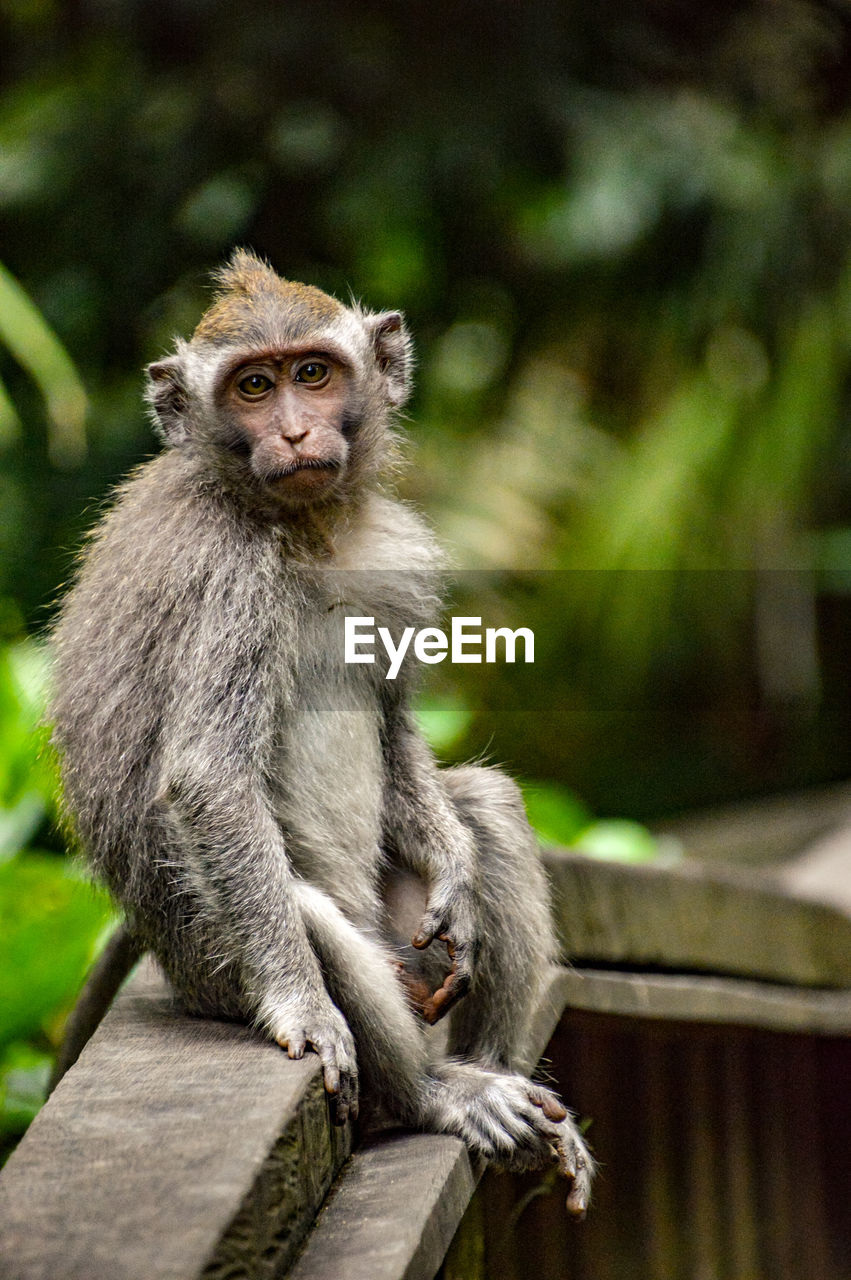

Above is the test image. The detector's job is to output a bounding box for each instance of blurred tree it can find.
[2,0,851,815]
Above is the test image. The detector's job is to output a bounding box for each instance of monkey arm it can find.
[156,620,358,1114]
[380,703,482,1022]
[160,753,358,1116]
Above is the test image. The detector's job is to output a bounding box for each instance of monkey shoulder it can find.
[320,493,446,641]
[334,493,445,576]
[52,454,285,709]
[75,456,279,607]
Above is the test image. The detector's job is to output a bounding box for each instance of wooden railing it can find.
[4,784,851,1280]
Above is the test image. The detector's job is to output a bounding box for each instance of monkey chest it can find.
[268,604,388,908]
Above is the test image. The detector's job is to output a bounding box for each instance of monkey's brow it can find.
[218,344,354,379]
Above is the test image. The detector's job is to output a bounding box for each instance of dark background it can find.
[5,1,851,815]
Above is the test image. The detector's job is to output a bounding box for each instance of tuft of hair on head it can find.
[209,248,279,300]
[193,248,342,345]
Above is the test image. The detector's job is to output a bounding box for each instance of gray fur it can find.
[49,252,592,1213]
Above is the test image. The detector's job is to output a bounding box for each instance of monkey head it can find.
[145,250,412,513]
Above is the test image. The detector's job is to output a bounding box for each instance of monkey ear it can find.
[145,356,189,446]
[364,312,412,408]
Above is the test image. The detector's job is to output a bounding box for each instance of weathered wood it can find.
[286,965,571,1280]
[471,1008,850,1280]
[288,1133,480,1280]
[47,924,142,1094]
[550,967,851,1035]
[287,963,851,1280]
[542,843,851,987]
[778,820,851,915]
[7,794,851,1280]
[0,959,350,1280]
[289,820,851,1280]
[654,779,851,866]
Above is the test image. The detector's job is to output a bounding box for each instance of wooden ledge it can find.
[0,959,350,1280]
[6,796,851,1278]
[542,830,851,989]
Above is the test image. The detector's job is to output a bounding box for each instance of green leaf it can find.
[573,819,660,863]
[522,782,593,846]
[0,639,57,823]
[0,794,47,862]
[0,263,87,467]
[0,853,115,1046]
[0,1042,51,1136]
[415,694,473,754]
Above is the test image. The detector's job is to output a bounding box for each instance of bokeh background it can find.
[5,0,851,1154]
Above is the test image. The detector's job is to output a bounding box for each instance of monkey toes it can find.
[272,1008,359,1126]
[527,1088,594,1219]
[431,1065,593,1218]
[557,1125,594,1219]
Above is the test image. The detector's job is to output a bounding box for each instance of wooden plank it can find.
[0,959,350,1280]
[778,821,851,915]
[288,1133,479,1280]
[543,844,851,988]
[287,965,570,1280]
[286,961,851,1280]
[654,780,851,867]
[8,797,851,1280]
[550,967,851,1035]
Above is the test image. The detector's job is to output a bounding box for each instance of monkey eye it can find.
[237,372,274,398]
[294,360,330,386]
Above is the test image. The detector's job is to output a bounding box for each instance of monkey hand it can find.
[411,888,480,1025]
[268,996,359,1125]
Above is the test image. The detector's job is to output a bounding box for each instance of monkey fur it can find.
[49,251,593,1216]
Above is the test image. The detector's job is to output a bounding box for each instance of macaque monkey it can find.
[49,251,593,1215]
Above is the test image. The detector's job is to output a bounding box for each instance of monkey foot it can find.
[428,1063,594,1216]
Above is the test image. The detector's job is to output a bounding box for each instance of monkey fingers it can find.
[392,959,436,1019]
[411,924,438,950]
[420,956,472,1025]
[314,1041,359,1127]
[411,917,475,1018]
[274,1009,359,1127]
[279,1034,307,1059]
[325,1063,359,1127]
[411,900,461,951]
[526,1086,592,1219]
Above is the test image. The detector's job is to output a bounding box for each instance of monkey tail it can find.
[48,922,143,1095]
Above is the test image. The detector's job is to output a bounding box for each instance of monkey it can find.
[48,250,593,1217]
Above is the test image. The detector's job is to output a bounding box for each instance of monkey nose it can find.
[282,428,308,446]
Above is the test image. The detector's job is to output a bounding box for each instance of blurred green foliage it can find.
[4,0,851,1145]
[2,0,851,815]
[0,264,88,466]
[0,637,114,1161]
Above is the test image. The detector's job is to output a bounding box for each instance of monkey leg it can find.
[441,764,559,1071]
[436,765,594,1215]
[294,877,592,1214]
[292,879,434,1123]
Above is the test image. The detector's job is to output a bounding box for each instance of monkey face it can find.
[216,348,354,509]
[145,253,414,517]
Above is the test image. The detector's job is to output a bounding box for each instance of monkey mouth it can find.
[263,458,342,485]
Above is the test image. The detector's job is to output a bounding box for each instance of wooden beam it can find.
[542,843,851,987]
[0,960,350,1280]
